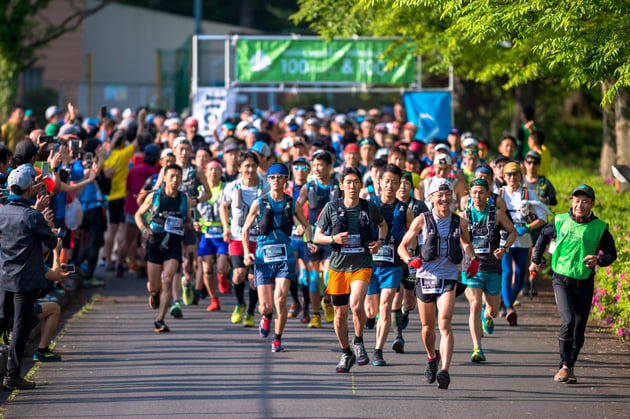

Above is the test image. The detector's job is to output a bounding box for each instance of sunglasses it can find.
[292,165,309,171]
[504,172,521,177]
[267,175,287,181]
[524,160,539,165]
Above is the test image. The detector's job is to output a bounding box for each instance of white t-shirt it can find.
[221,178,270,241]
[502,187,546,248]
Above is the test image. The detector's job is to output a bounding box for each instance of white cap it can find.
[280,137,294,150]
[45,106,61,120]
[462,137,479,149]
[428,178,453,195]
[160,148,174,159]
[236,120,251,131]
[433,153,452,166]
[435,143,450,153]
[173,137,191,148]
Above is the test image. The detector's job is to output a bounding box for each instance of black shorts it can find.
[400,265,416,291]
[107,199,126,224]
[414,279,457,304]
[146,239,183,265]
[183,227,198,246]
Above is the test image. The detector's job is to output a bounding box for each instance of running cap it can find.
[503,162,522,174]
[470,178,489,190]
[45,105,62,120]
[173,137,191,148]
[525,150,541,162]
[435,143,450,154]
[428,178,452,195]
[462,137,479,149]
[250,141,272,157]
[475,165,492,176]
[433,153,452,166]
[292,157,310,167]
[267,163,289,177]
[493,154,510,166]
[344,143,359,153]
[160,148,174,159]
[184,117,198,127]
[359,138,377,148]
[8,164,36,191]
[572,184,595,201]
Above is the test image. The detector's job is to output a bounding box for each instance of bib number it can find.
[263,244,288,263]
[373,244,395,263]
[405,266,418,284]
[472,235,491,254]
[164,216,184,235]
[205,225,223,239]
[548,239,557,255]
[420,277,444,294]
[341,234,364,254]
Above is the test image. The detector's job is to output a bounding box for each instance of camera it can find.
[40,135,56,144]
[83,152,94,169]
[60,264,75,273]
[70,140,82,152]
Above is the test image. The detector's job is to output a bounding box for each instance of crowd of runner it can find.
[0,101,616,391]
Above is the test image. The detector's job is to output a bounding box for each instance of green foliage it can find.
[548,164,630,340]
[22,87,59,128]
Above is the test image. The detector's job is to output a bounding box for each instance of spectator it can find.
[45,106,63,136]
[1,104,26,152]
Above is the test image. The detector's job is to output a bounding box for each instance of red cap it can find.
[184,117,198,127]
[403,122,416,130]
[344,143,359,153]
[408,141,423,154]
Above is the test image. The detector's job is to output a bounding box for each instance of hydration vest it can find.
[198,183,222,223]
[148,188,188,233]
[370,196,408,245]
[180,164,199,198]
[258,193,294,237]
[408,197,429,218]
[235,179,264,227]
[420,211,463,264]
[307,177,341,224]
[331,198,372,250]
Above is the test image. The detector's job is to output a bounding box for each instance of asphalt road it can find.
[1,272,628,419]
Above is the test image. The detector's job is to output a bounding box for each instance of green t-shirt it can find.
[315,199,384,273]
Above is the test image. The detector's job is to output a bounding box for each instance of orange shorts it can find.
[327,268,373,295]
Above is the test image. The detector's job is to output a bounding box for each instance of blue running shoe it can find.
[483,316,494,335]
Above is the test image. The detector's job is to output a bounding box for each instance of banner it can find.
[192,87,236,140]
[236,39,415,84]
[403,92,453,142]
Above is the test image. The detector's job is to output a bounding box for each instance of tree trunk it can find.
[600,82,616,180]
[0,54,19,121]
[614,86,630,193]
[511,81,538,135]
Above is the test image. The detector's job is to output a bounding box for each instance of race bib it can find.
[472,235,491,254]
[263,244,288,263]
[373,244,395,263]
[341,234,364,254]
[164,216,184,236]
[420,277,444,294]
[548,239,557,255]
[205,225,223,239]
[405,266,418,284]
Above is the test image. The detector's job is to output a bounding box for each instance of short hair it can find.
[382,163,403,180]
[370,157,387,171]
[530,130,545,145]
[0,145,12,165]
[238,150,259,166]
[406,151,419,163]
[389,146,404,157]
[501,134,517,146]
[164,163,183,174]
[340,166,362,183]
[312,150,333,165]
[195,146,212,157]
[11,104,25,114]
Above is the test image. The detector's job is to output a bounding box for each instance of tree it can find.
[294,0,630,174]
[0,0,113,119]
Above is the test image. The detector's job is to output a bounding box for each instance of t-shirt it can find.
[104,144,135,201]
[124,163,160,215]
[315,199,383,273]
[1,122,25,153]
[501,187,547,248]
[538,144,551,177]
[221,178,270,241]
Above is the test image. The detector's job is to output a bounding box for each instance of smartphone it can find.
[60,264,75,273]
[70,140,82,151]
[34,161,50,177]
[83,152,94,169]
[40,135,55,144]
[53,142,60,154]
[100,105,107,119]
[38,184,47,198]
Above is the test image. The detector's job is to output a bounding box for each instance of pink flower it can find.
[606,178,612,185]
[613,225,619,231]
[621,273,628,281]
[627,232,630,239]
[618,328,625,337]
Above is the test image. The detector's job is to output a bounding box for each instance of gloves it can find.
[465,257,480,279]
[409,257,423,269]
[516,226,528,236]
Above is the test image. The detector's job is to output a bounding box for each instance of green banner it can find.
[236,39,415,84]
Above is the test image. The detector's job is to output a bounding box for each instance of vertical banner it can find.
[403,92,453,142]
[192,87,236,141]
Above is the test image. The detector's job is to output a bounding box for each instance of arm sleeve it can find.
[531,221,557,264]
[546,180,558,206]
[596,227,617,267]
[370,201,384,226]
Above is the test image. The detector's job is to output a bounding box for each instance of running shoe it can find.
[401,311,410,331]
[424,350,441,383]
[271,339,284,352]
[2,376,36,391]
[322,300,334,323]
[336,352,356,373]
[499,302,507,318]
[436,369,450,389]
[181,276,195,306]
[554,367,571,382]
[116,263,125,278]
[154,319,170,333]
[148,293,160,310]
[169,301,183,318]
[471,347,486,363]
[259,317,270,338]
[482,316,494,335]
[307,313,321,328]
[231,304,246,324]
[365,317,376,330]
[506,310,518,327]
[288,302,301,319]
[218,274,231,294]
[206,298,220,312]
[243,313,255,327]
[392,336,405,354]
[566,369,577,384]
[301,309,310,324]
[353,341,370,366]
[513,299,521,307]
[192,289,201,305]
[372,349,386,366]
[33,348,62,362]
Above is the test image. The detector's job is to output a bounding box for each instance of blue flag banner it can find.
[402,92,452,142]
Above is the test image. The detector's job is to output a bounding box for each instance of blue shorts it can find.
[462,271,501,296]
[304,243,332,263]
[254,261,296,286]
[198,236,228,257]
[290,237,306,260]
[367,266,403,295]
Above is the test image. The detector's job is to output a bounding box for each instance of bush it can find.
[547,164,630,340]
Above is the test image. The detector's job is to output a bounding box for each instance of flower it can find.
[606,178,612,185]
[618,328,625,337]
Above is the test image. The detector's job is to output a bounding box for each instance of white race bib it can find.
[341,234,364,254]
[262,244,288,263]
[548,239,557,255]
[373,244,395,263]
[472,235,491,254]
[164,216,184,235]
[205,225,223,239]
[420,277,444,294]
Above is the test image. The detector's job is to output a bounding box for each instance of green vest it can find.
[552,213,607,279]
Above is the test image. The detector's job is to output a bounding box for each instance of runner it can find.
[530,184,617,384]
[296,150,340,328]
[365,164,414,366]
[220,151,270,327]
[461,178,516,363]
[398,179,479,389]
[314,167,387,373]
[242,163,313,352]
[135,163,189,333]
[418,153,467,211]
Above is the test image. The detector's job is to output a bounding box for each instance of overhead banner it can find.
[403,92,453,142]
[192,87,236,140]
[236,39,415,84]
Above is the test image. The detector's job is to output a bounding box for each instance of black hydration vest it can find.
[408,197,429,218]
[463,204,502,272]
[331,198,372,250]
[420,212,463,264]
[258,194,293,237]
[307,178,342,224]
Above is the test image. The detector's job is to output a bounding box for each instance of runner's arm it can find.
[497,209,517,250]
[294,202,312,242]
[458,217,476,260]
[530,222,556,265]
[135,192,154,232]
[398,214,424,264]
[596,227,617,267]
[195,167,212,203]
[241,199,260,253]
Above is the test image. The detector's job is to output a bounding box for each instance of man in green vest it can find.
[529,184,616,385]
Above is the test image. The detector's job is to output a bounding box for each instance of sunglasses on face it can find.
[293,165,308,171]
[524,160,539,165]
[505,172,521,177]
[267,175,287,181]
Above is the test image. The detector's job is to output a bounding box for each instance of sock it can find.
[273,333,281,341]
[235,282,246,305]
[353,335,363,344]
[302,284,310,310]
[263,313,272,320]
[248,288,258,315]
[290,280,299,303]
[393,309,403,336]
[342,346,352,355]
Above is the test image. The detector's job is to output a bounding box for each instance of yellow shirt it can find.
[1,122,25,153]
[538,144,551,177]
[104,144,135,201]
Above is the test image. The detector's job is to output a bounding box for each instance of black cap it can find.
[292,156,310,167]
[14,140,38,162]
[572,184,595,200]
[525,150,541,162]
[493,154,510,166]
